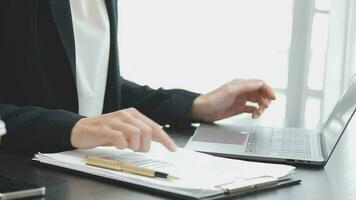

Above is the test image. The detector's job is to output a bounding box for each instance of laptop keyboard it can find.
[245,127,312,159]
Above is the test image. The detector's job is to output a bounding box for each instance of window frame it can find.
[285,0,316,126]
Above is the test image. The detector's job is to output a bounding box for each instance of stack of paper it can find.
[33,142,296,199]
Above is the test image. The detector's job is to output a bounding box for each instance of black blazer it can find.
[0,0,198,154]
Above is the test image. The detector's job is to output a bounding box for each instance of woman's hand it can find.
[70,108,176,152]
[188,79,276,122]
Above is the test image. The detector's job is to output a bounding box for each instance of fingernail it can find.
[171,144,177,152]
[252,113,260,119]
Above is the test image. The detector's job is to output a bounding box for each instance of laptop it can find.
[185,75,356,166]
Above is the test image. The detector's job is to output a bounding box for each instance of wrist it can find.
[70,117,88,149]
[186,95,207,122]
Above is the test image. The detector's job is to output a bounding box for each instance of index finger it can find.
[260,81,276,100]
[130,110,177,151]
[237,80,276,100]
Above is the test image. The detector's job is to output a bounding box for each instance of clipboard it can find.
[32,160,300,200]
[205,178,301,200]
[32,142,301,199]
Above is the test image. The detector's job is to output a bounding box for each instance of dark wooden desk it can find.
[1,119,356,200]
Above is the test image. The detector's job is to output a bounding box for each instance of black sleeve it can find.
[121,78,200,127]
[0,104,83,155]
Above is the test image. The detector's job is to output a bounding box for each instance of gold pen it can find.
[85,156,179,180]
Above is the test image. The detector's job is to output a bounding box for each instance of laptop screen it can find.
[321,75,356,160]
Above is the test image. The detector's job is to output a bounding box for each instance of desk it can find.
[1,119,356,200]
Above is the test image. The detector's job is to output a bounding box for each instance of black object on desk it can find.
[0,175,45,199]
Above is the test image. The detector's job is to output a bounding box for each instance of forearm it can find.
[0,104,83,155]
[121,78,200,127]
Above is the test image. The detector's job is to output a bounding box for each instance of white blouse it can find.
[69,0,111,117]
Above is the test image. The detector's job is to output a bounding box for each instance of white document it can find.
[33,142,295,199]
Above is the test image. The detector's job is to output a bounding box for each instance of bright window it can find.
[118,0,334,126]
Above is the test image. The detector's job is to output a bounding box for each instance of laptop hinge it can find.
[318,132,327,162]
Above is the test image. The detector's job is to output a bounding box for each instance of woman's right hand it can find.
[70,108,177,152]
